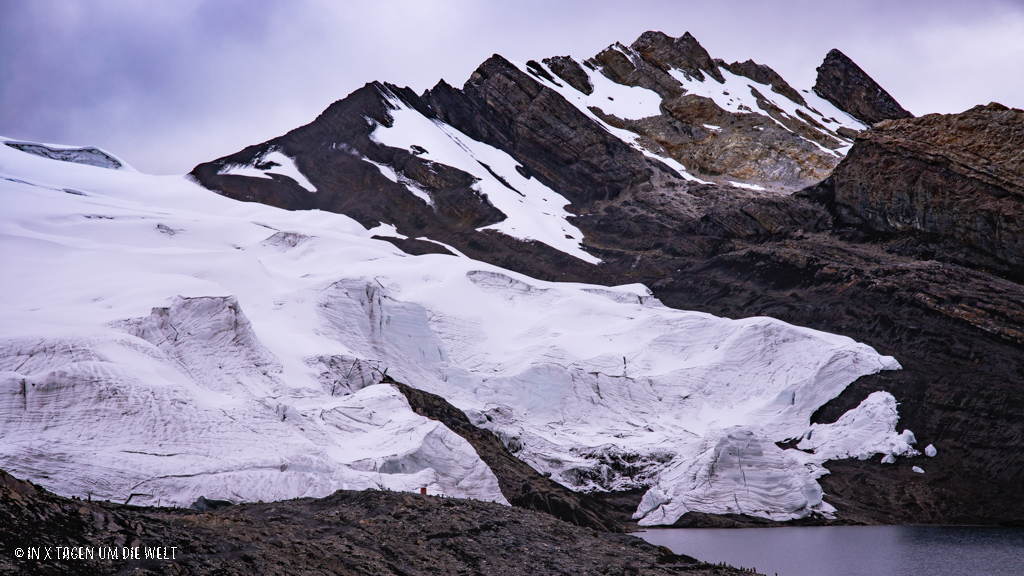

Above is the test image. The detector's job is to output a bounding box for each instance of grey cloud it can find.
[2,0,1022,174]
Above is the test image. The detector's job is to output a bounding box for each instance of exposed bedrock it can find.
[813,48,914,125]
[813,103,1024,278]
[423,54,667,207]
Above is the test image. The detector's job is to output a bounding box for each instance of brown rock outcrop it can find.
[813,48,913,125]
[581,32,852,190]
[721,58,806,106]
[826,103,1024,276]
[630,31,725,83]
[541,55,593,95]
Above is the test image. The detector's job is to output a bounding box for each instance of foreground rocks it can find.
[0,470,756,576]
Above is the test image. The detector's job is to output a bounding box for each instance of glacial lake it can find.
[638,526,1024,576]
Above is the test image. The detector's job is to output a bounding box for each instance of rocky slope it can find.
[820,103,1024,277]
[184,29,1024,528]
[0,469,757,576]
[580,31,855,189]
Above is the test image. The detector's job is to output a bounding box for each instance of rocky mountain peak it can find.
[629,30,726,83]
[813,48,913,125]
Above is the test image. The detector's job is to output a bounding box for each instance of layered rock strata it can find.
[820,103,1024,277]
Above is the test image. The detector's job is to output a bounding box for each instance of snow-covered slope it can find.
[369,91,599,263]
[0,139,917,522]
[219,149,317,192]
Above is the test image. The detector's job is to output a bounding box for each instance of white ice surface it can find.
[0,139,912,522]
[796,391,919,463]
[369,92,600,263]
[219,150,316,193]
[0,142,503,507]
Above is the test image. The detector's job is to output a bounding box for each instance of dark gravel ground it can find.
[0,470,758,576]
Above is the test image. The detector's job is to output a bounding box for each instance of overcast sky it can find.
[2,0,1023,174]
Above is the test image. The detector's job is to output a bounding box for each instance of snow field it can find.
[0,140,918,523]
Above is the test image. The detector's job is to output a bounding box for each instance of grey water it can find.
[639,526,1024,576]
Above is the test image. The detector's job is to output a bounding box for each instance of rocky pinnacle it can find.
[813,48,913,125]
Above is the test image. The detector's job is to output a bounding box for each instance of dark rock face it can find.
[190,81,509,238]
[825,103,1024,276]
[1,469,756,576]
[542,55,593,95]
[813,48,914,125]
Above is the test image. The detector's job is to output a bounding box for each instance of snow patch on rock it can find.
[370,91,600,264]
[219,149,316,193]
[516,60,710,184]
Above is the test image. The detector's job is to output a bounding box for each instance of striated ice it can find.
[796,391,919,462]
[0,296,507,507]
[4,139,130,170]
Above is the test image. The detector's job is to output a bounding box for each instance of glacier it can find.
[0,137,917,523]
